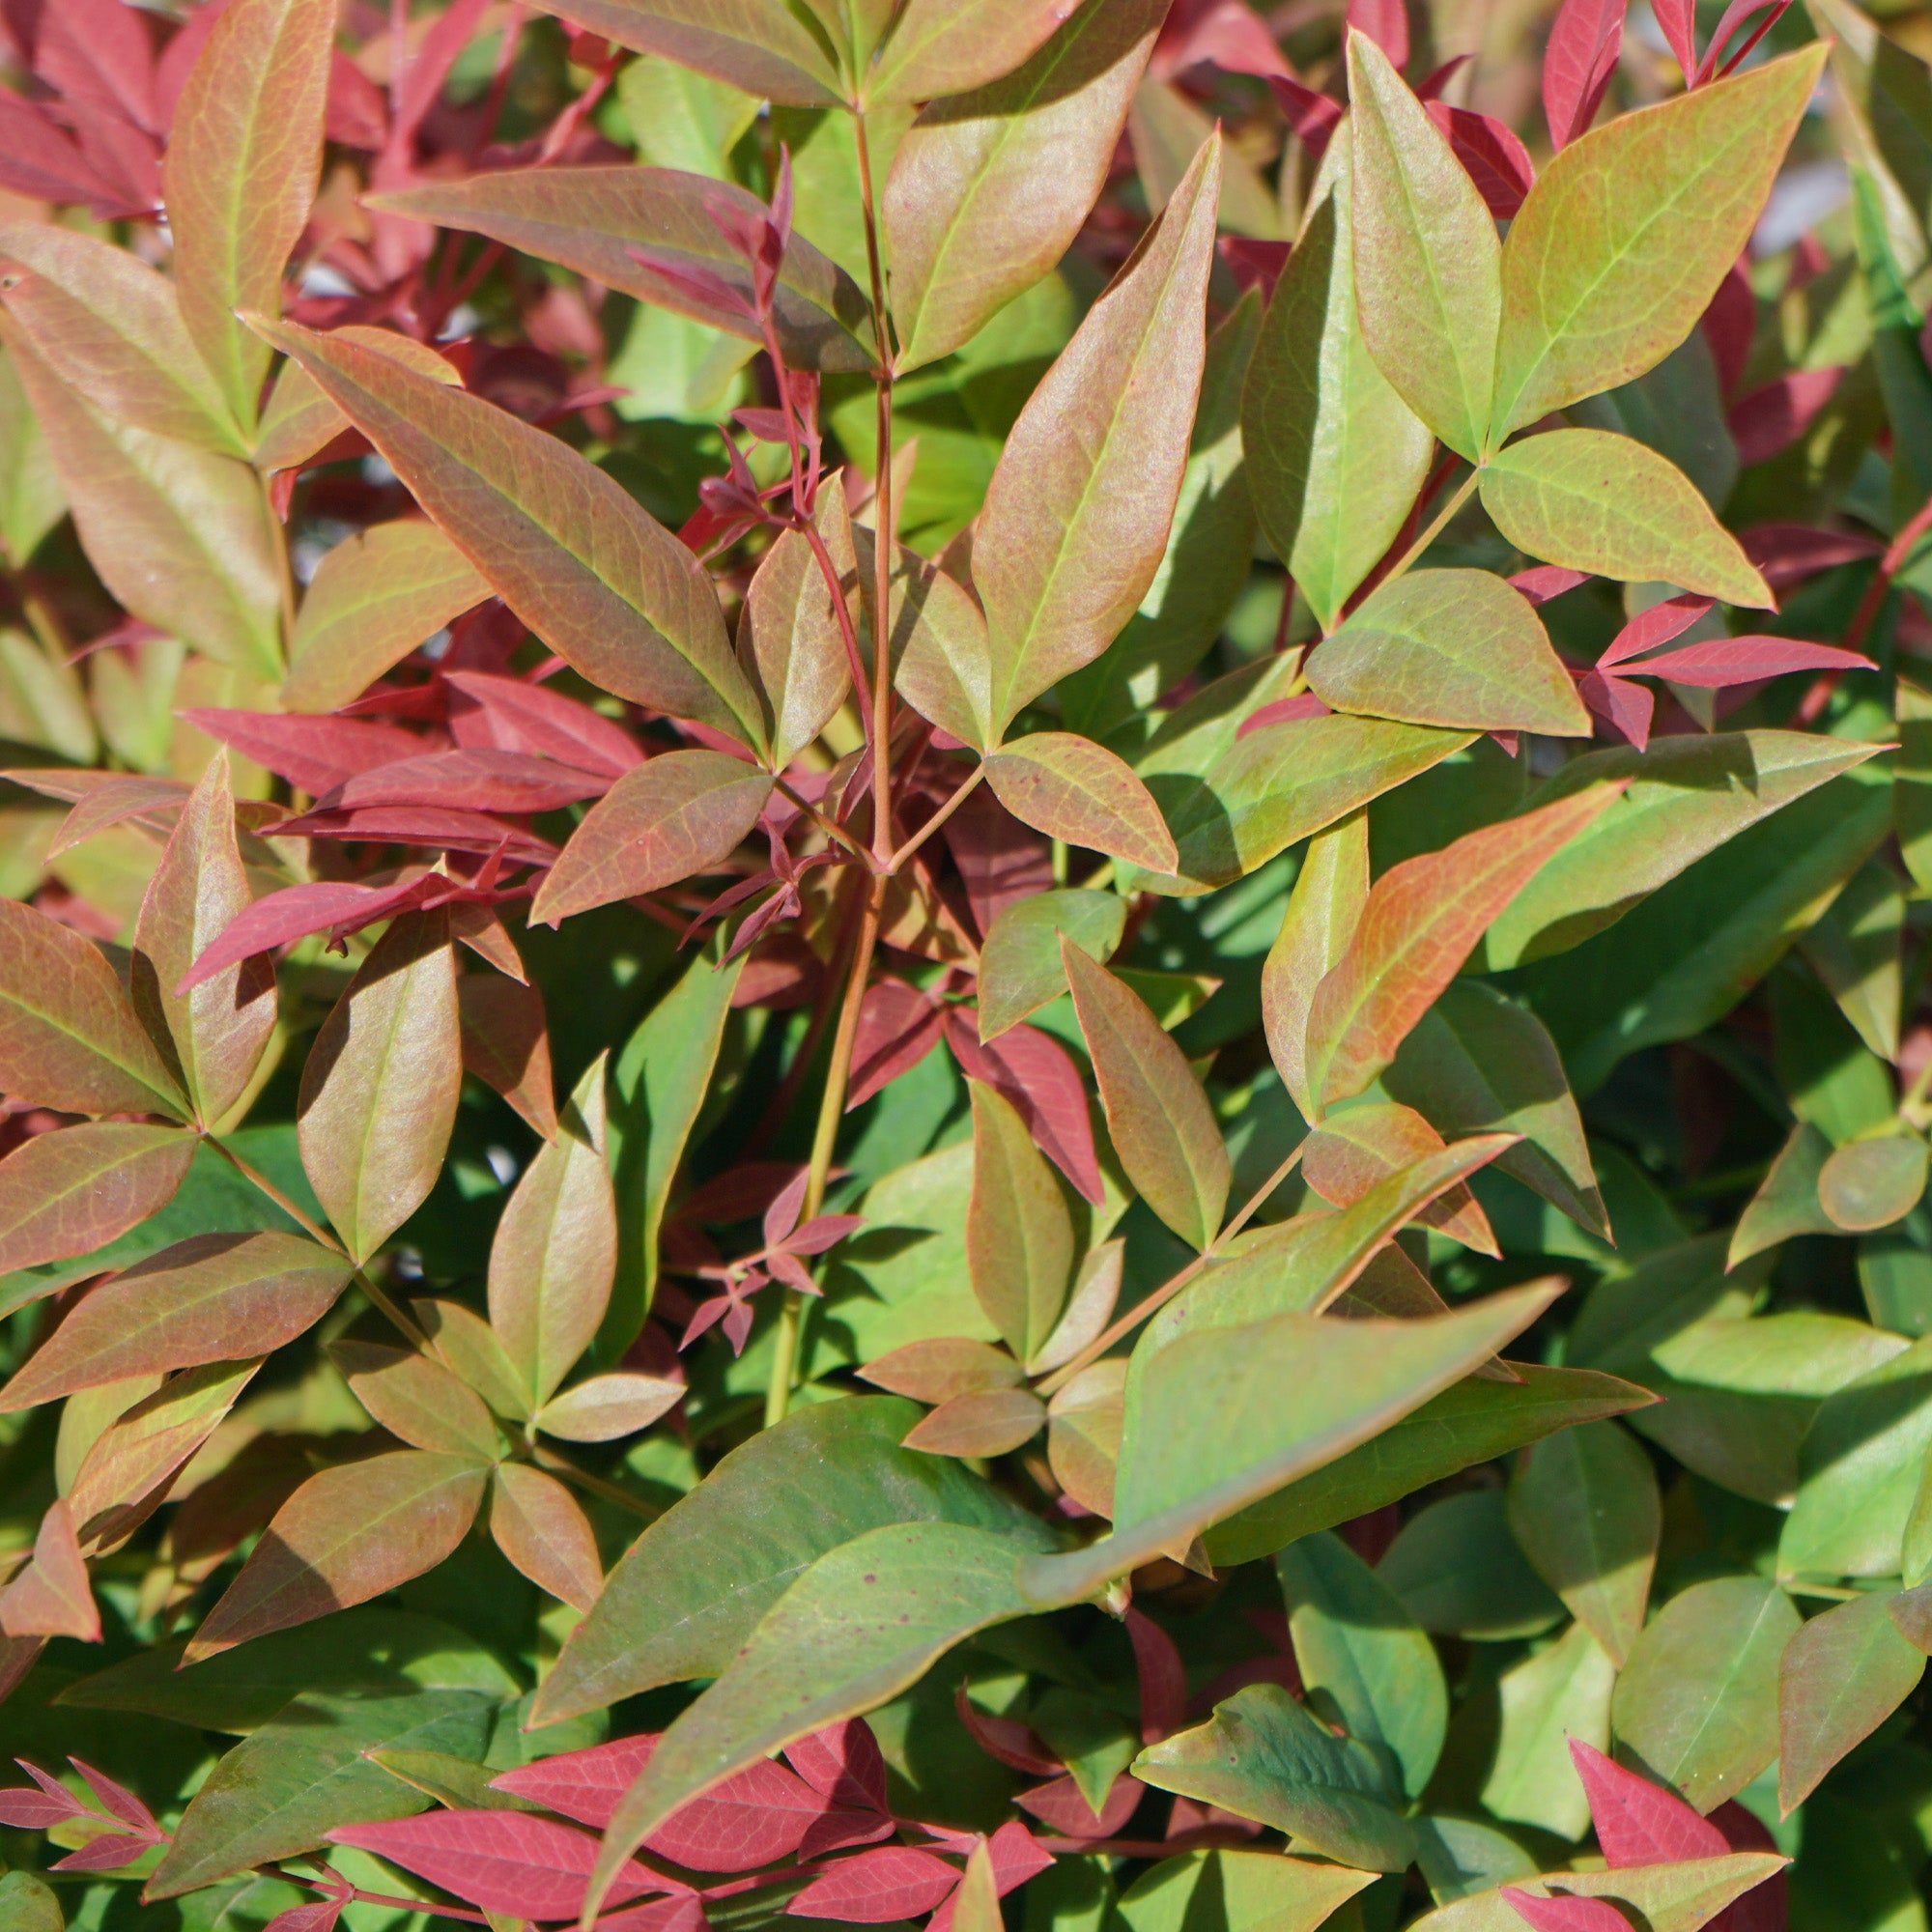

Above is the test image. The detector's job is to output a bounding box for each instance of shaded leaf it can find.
[1303,1103,1499,1255]
[1482,1621,1617,1839]
[458,972,558,1144]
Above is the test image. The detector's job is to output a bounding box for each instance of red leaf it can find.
[926,1823,1054,1932]
[1598,593,1714,669]
[49,1833,156,1872]
[785,1719,892,1814]
[783,1214,866,1257]
[69,1759,157,1836]
[847,980,946,1110]
[443,670,643,779]
[181,710,425,797]
[1425,103,1535,218]
[0,1762,86,1830]
[1237,693,1331,738]
[180,875,440,991]
[1543,0,1626,147]
[1626,637,1873,687]
[943,1015,1103,1206]
[394,0,492,142]
[262,1901,346,1932]
[1650,0,1698,77]
[1701,262,1755,398]
[952,1686,1060,1776]
[1266,72,1345,160]
[1502,1889,1634,1932]
[1014,1773,1144,1840]
[784,1846,960,1922]
[1160,0,1293,77]
[327,1809,663,1918]
[1347,0,1409,68]
[797,1808,897,1860]
[1415,53,1471,98]
[1710,1802,1785,1932]
[1218,238,1292,299]
[326,51,387,148]
[1510,566,1592,605]
[1577,671,1656,752]
[34,0,157,133]
[943,785,1053,940]
[1693,0,1790,82]
[322,748,610,814]
[1569,1740,1728,1865]
[1740,523,1882,589]
[272,806,556,863]
[1728,367,1845,469]
[0,90,130,213]
[599,1897,708,1932]
[1126,1609,1188,1744]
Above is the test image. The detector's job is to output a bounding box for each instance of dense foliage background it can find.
[3,0,1932,1928]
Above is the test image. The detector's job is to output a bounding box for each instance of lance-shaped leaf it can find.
[1117,1854,1375,1932]
[967,1081,1074,1364]
[0,1231,351,1409]
[163,0,333,429]
[1023,1279,1562,1604]
[882,0,1163,373]
[983,732,1178,874]
[0,225,242,453]
[0,318,282,673]
[536,1372,682,1441]
[1263,810,1368,1122]
[459,970,557,1143]
[584,1517,1054,1918]
[1208,1364,1653,1566]
[532,752,773,926]
[1610,1577,1799,1812]
[130,753,275,1126]
[1245,147,1434,632]
[491,1056,615,1408]
[1478,730,1885,970]
[1480,431,1773,607]
[1348,32,1500,461]
[1507,1421,1658,1666]
[1277,1530,1447,1799]
[254,327,464,473]
[1305,783,1621,1112]
[1133,1684,1414,1870]
[416,1297,533,1422]
[1490,46,1827,441]
[1483,1621,1617,1838]
[739,493,855,770]
[333,1344,501,1460]
[0,1122,192,1276]
[246,317,763,741]
[1063,943,1228,1251]
[1566,1740,1726,1864]
[1385,980,1606,1237]
[868,0,1093,104]
[298,909,462,1265]
[893,549,998,751]
[0,1500,96,1642]
[1444,1861,1787,1932]
[490,1463,603,1613]
[977,132,1220,734]
[1310,571,1589,737]
[1303,1104,1499,1254]
[185,1450,491,1663]
[367,168,874,374]
[285,522,490,715]
[518,0,843,105]
[0,897,185,1118]
[1777,1590,1926,1813]
[533,1397,1045,1723]
[979,889,1125,1043]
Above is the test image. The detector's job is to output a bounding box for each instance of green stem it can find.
[530,1442,659,1520]
[852,108,896,865]
[1383,466,1481,584]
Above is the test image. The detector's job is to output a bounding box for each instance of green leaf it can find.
[891,537,999,750]
[1024,1279,1561,1603]
[1406,1858,1790,1932]
[253,325,464,474]
[978,889,1125,1042]
[1730,1122,1838,1265]
[1610,1576,1800,1811]
[739,492,856,771]
[587,1518,1053,1915]
[1305,782,1620,1113]
[1114,1850,1375,1932]
[1244,146,1434,632]
[1479,730,1888,971]
[1800,858,1905,1062]
[1478,430,1773,607]
[978,132,1221,735]
[1063,944,1228,1250]
[0,896,186,1119]
[603,947,744,1359]
[1506,1420,1659,1666]
[298,909,462,1266]
[489,1056,615,1409]
[130,753,275,1128]
[1482,1620,1617,1839]
[1277,1530,1447,1797]
[515,0,844,106]
[532,751,774,925]
[284,521,490,715]
[1413,1820,1538,1905]
[0,1872,60,1932]
[146,1688,499,1896]
[185,1450,491,1664]
[1131,76,1284,241]
[0,225,244,454]
[0,318,283,674]
[1380,1489,1562,1640]
[1781,1332,1932,1579]
[882,0,1163,373]
[1490,46,1828,441]
[1347,31,1499,461]
[247,316,764,744]
[1384,980,1607,1240]
[1310,569,1589,736]
[161,0,332,429]
[967,1081,1074,1362]
[0,344,62,571]
[533,1395,1046,1724]
[1132,1683,1416,1871]
[368,166,875,375]
[1204,1364,1655,1568]
[614,58,759,177]
[1301,1103,1500,1255]
[983,732,1179,873]
[1263,810,1368,1122]
[870,0,1119,109]
[1779,1591,1927,1812]
[0,1122,194,1275]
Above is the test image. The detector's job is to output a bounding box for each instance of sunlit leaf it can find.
[0,1122,193,1275]
[967,1080,1074,1363]
[983,732,1179,873]
[1778,1590,1926,1812]
[491,1463,604,1614]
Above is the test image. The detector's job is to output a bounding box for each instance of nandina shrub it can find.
[1,0,1931,1926]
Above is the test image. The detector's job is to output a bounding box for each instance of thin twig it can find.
[886,765,984,874]
[1381,467,1481,584]
[774,776,873,866]
[531,1442,660,1520]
